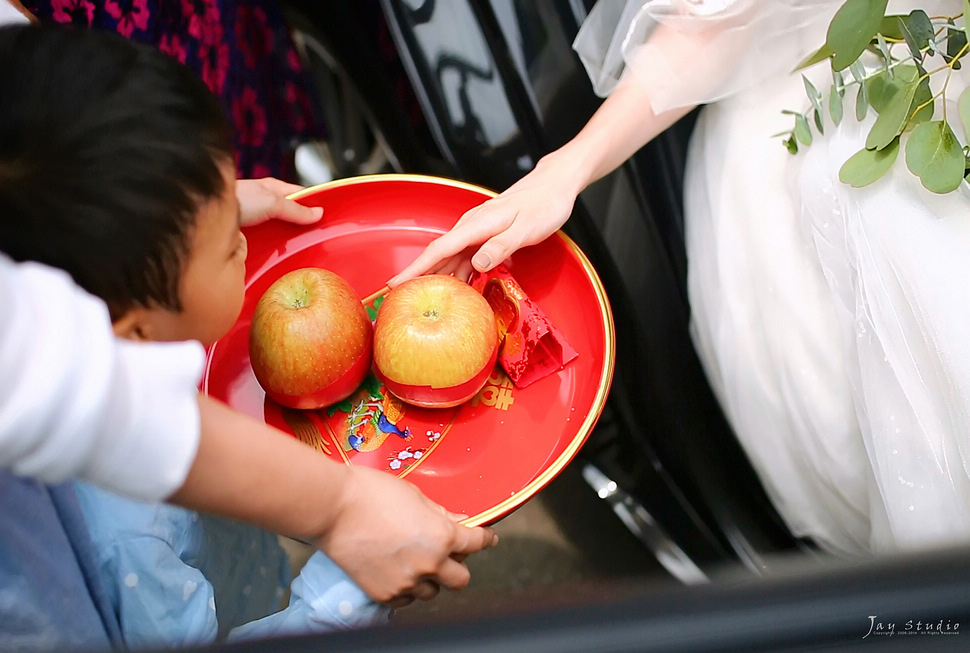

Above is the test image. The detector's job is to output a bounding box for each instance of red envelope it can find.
[471,264,579,388]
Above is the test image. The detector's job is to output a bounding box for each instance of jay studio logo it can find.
[864,616,960,639]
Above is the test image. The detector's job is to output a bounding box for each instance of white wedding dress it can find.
[575,0,970,555]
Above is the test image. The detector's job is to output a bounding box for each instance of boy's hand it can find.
[178,398,497,607]
[318,465,499,606]
[237,178,323,227]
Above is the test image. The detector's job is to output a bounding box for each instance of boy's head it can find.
[0,24,246,345]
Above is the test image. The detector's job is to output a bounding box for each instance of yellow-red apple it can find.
[373,274,498,408]
[249,267,372,409]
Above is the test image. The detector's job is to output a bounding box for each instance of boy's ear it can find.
[112,310,154,342]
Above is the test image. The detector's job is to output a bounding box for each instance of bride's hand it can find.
[387,154,583,287]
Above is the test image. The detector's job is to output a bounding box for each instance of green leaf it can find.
[959,88,970,141]
[849,59,867,84]
[905,121,966,193]
[784,135,799,154]
[830,83,844,124]
[878,15,906,40]
[794,113,813,145]
[856,79,869,120]
[876,32,892,62]
[867,65,920,114]
[328,399,353,416]
[804,76,825,135]
[866,69,920,149]
[907,10,934,43]
[945,26,967,68]
[804,75,823,116]
[965,0,970,43]
[839,137,899,187]
[793,43,834,71]
[899,10,934,60]
[364,294,385,320]
[866,69,891,113]
[909,76,934,126]
[826,0,890,71]
[362,373,383,397]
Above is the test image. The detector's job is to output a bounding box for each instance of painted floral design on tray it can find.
[316,373,457,476]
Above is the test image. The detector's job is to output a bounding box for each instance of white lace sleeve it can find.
[574,0,842,112]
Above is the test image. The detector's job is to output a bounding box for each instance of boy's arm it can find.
[173,396,498,604]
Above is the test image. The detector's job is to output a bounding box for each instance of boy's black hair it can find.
[0,25,235,319]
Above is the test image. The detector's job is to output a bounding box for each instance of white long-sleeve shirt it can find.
[0,254,203,501]
[0,0,27,25]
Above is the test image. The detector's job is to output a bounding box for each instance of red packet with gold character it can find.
[470,264,578,388]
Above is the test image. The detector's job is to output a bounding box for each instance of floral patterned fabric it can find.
[25,0,324,180]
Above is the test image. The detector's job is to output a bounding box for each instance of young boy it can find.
[0,24,388,648]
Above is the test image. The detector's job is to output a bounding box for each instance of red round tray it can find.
[202,174,614,526]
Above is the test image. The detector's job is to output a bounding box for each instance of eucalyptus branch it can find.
[781,1,970,194]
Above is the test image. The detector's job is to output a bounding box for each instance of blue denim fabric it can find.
[0,471,120,652]
[73,483,388,649]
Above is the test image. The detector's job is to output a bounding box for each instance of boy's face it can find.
[115,161,247,346]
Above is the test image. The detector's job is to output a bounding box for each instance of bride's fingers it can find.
[436,257,464,279]
[454,259,475,283]
[471,224,526,272]
[388,207,515,286]
[388,238,457,287]
[472,210,566,272]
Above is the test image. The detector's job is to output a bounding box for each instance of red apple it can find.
[373,274,499,408]
[249,267,372,409]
